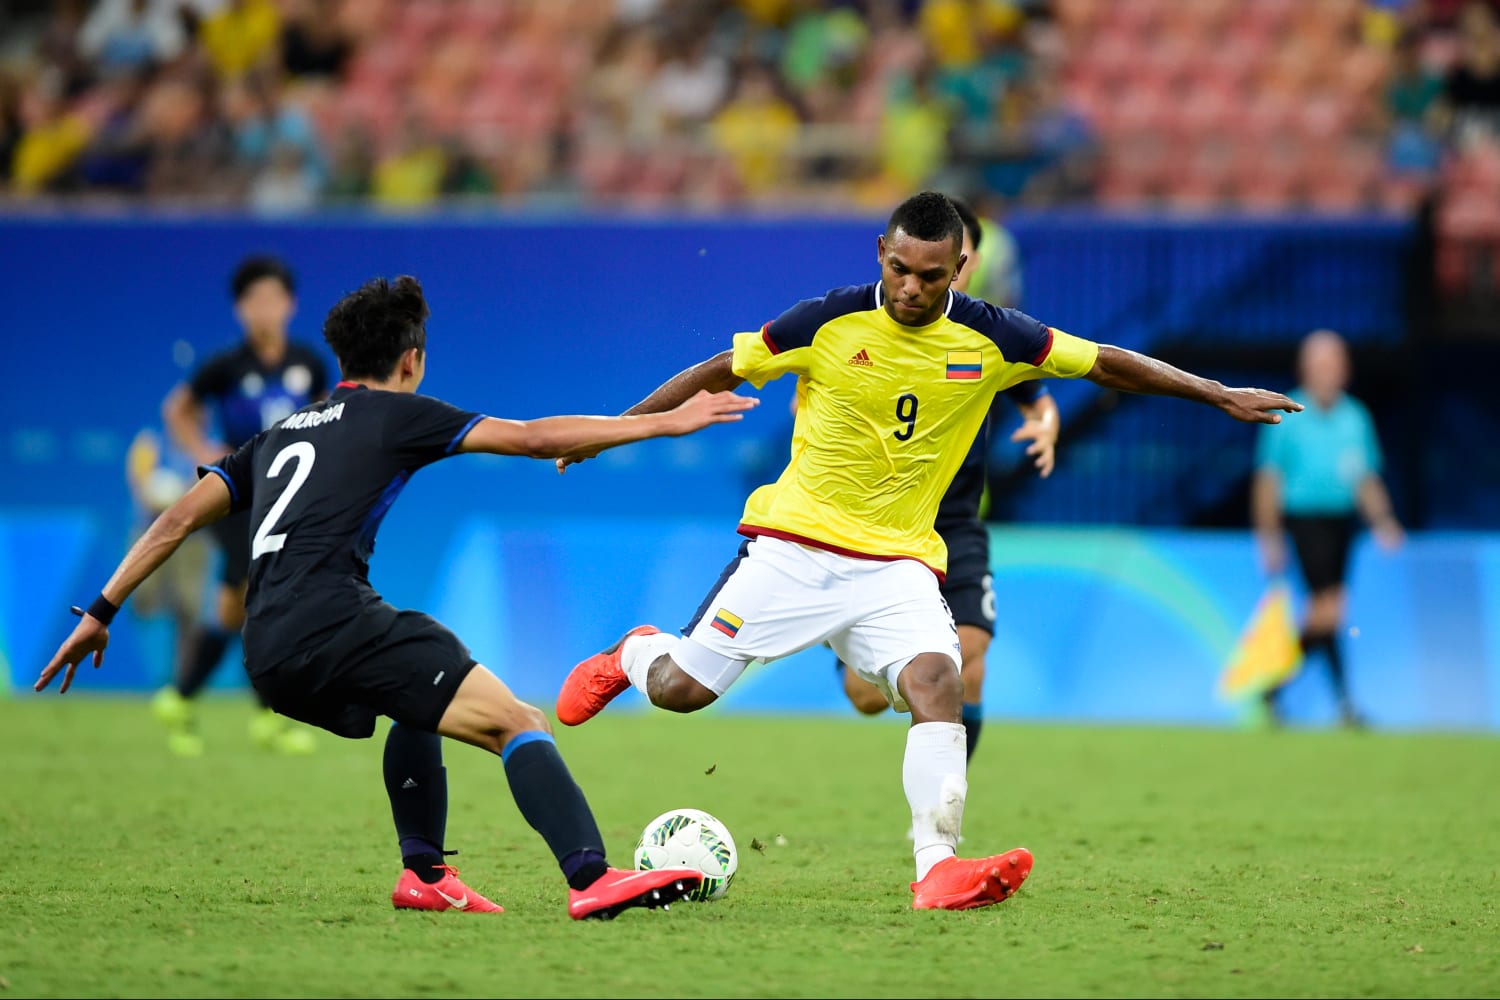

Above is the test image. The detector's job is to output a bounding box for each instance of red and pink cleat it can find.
[556,625,661,726]
[910,848,1033,911]
[567,866,702,920]
[392,864,504,914]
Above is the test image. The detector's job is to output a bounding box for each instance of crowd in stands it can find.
[0,0,1497,252]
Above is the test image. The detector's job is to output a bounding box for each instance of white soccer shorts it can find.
[676,535,961,712]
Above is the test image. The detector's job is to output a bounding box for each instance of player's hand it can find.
[1216,387,1303,424]
[35,613,110,694]
[662,389,758,436]
[1010,414,1058,478]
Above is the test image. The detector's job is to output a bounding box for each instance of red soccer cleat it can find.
[910,848,1033,911]
[567,866,702,920]
[556,625,660,726]
[392,864,504,914]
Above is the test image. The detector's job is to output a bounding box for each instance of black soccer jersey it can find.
[933,383,1048,534]
[202,382,484,672]
[189,341,330,448]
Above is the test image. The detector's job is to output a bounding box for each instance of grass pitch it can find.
[2,697,1496,998]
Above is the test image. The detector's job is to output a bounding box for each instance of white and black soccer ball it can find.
[633,808,738,901]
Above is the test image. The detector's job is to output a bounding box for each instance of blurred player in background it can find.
[124,425,211,755]
[38,274,756,917]
[838,197,1059,780]
[154,255,330,755]
[557,192,1301,912]
[1253,329,1404,728]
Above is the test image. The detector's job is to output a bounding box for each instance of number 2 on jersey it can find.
[251,441,316,560]
[894,392,919,441]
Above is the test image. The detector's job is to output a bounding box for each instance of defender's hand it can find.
[1010,416,1058,478]
[36,614,110,694]
[1218,388,1303,424]
[662,389,759,436]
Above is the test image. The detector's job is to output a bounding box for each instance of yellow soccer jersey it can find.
[732,282,1098,576]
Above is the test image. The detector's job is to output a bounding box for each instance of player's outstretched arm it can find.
[459,388,757,465]
[552,350,748,471]
[1085,345,1303,424]
[620,350,745,417]
[35,474,233,693]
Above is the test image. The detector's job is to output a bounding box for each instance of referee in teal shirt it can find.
[1252,330,1404,727]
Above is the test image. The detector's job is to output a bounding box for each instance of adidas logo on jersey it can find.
[847,349,874,367]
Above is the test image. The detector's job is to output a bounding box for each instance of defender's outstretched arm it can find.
[461,387,755,463]
[553,351,748,471]
[37,473,233,693]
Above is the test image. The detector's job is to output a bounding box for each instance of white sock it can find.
[904,721,968,882]
[621,631,680,692]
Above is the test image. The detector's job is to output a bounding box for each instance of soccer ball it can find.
[633,808,738,901]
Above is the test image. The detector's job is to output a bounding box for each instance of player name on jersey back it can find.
[280,402,346,430]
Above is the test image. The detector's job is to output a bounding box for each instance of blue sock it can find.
[502,732,608,890]
[384,722,448,883]
[962,702,983,763]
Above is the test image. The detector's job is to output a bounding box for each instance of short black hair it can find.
[885,191,964,251]
[323,275,429,381]
[230,255,296,300]
[948,196,984,251]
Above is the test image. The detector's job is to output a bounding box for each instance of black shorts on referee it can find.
[1285,514,1358,593]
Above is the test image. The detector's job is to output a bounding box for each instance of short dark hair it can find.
[949,196,984,251]
[885,191,964,251]
[323,275,429,381]
[230,255,296,300]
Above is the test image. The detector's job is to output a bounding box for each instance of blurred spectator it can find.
[36,0,93,99]
[371,114,445,209]
[73,71,154,192]
[653,30,731,129]
[279,0,351,81]
[586,25,664,143]
[1386,32,1446,175]
[711,63,801,198]
[139,74,235,202]
[781,4,869,90]
[0,73,23,191]
[223,73,326,190]
[920,0,1024,70]
[78,0,187,77]
[200,0,281,80]
[324,124,374,201]
[12,70,92,196]
[440,137,495,198]
[1387,31,1445,125]
[881,60,952,191]
[249,140,320,214]
[1443,0,1500,143]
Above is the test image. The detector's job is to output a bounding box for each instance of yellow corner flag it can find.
[1219,582,1303,700]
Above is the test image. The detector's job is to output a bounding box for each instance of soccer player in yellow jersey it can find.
[557,192,1302,911]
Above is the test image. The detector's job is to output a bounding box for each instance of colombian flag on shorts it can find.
[946,351,982,380]
[711,608,743,638]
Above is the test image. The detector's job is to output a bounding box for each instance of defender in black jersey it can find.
[39,275,756,919]
[838,199,1060,766]
[156,256,331,756]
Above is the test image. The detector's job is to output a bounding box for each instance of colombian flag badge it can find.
[946,351,982,380]
[711,608,743,638]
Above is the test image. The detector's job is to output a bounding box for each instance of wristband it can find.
[70,594,119,626]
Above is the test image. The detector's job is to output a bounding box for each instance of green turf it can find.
[1,697,1495,998]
